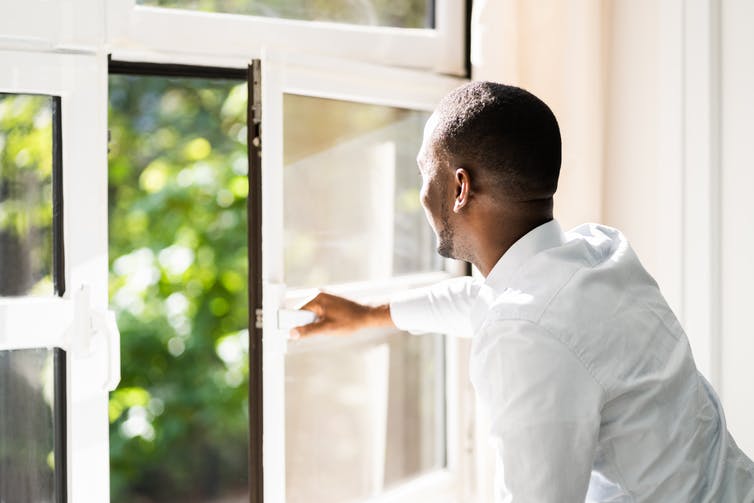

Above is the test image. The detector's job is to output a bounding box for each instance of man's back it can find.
[392,221,754,501]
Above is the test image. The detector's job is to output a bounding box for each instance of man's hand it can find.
[289,292,395,339]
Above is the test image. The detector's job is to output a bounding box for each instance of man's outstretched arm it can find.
[290,276,480,339]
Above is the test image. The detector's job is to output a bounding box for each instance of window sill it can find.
[363,470,458,503]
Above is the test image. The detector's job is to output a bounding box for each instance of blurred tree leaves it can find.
[108,75,249,502]
[0,94,54,296]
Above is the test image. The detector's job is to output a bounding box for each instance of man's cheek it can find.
[419,184,430,211]
[422,206,441,238]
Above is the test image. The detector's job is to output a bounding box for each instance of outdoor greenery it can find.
[139,0,432,28]
[0,94,54,296]
[108,75,250,502]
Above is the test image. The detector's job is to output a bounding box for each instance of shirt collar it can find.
[484,219,567,292]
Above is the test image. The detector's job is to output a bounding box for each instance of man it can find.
[291,82,754,501]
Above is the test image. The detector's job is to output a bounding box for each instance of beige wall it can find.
[472,0,608,230]
[602,0,662,283]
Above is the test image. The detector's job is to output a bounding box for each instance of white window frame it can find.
[105,0,467,75]
[0,0,105,53]
[260,51,468,502]
[0,49,116,503]
[2,1,472,500]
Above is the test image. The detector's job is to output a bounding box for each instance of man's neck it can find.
[473,213,553,277]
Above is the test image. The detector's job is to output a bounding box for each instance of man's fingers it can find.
[298,292,328,317]
[290,292,373,339]
[290,319,330,339]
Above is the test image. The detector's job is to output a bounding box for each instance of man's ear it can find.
[453,168,471,213]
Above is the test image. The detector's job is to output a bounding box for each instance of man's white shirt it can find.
[390,220,754,502]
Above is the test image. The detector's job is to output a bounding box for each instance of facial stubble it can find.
[436,183,455,259]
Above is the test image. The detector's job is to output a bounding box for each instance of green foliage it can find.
[0,94,54,234]
[108,75,250,502]
[0,94,55,295]
[139,0,432,28]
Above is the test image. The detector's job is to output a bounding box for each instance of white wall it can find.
[720,0,754,458]
[602,0,754,457]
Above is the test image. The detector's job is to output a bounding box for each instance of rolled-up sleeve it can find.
[472,319,604,502]
[389,276,479,337]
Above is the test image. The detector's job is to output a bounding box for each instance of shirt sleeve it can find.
[389,276,479,337]
[472,318,604,502]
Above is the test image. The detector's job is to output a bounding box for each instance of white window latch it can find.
[66,284,121,392]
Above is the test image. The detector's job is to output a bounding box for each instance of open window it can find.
[107,65,253,503]
[104,2,470,501]
[104,54,469,502]
[258,53,467,502]
[0,50,115,503]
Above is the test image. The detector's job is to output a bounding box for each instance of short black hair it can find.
[432,81,561,201]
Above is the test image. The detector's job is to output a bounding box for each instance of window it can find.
[6,1,470,502]
[0,347,66,503]
[277,89,449,500]
[108,73,250,503]
[0,93,63,297]
[0,50,113,503]
[261,54,466,502]
[0,92,66,502]
[107,0,466,74]
[283,95,441,287]
[285,333,446,502]
[106,59,465,502]
[138,0,435,28]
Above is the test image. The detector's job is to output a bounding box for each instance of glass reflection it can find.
[283,94,442,288]
[0,93,55,296]
[285,332,445,502]
[0,348,65,503]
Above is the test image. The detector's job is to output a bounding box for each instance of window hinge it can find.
[250,59,261,124]
[255,308,264,329]
[249,59,262,150]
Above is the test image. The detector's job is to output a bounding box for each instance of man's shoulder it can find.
[483,225,659,343]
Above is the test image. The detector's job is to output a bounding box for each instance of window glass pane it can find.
[0,94,56,296]
[0,347,66,503]
[108,75,249,503]
[284,94,442,288]
[285,332,445,502]
[138,0,434,29]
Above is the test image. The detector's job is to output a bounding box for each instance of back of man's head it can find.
[433,82,561,203]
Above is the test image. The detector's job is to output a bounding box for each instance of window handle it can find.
[66,284,121,392]
[276,309,318,331]
[91,309,120,392]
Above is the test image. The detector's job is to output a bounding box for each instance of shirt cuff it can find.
[389,287,434,335]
